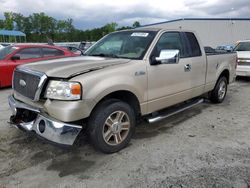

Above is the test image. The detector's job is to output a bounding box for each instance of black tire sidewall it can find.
[88,100,135,153]
[211,77,228,103]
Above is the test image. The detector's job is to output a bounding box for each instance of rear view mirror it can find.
[11,55,21,61]
[155,49,180,64]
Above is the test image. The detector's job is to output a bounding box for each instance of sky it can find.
[0,0,249,29]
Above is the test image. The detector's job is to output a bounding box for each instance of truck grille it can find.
[13,68,47,101]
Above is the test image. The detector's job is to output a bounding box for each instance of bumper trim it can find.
[8,95,40,115]
[8,95,82,146]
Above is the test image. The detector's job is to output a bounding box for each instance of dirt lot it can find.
[0,79,250,188]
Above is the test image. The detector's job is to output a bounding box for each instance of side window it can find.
[153,32,184,58]
[42,48,64,57]
[184,32,202,57]
[15,48,42,60]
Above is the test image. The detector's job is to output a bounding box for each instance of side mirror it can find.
[11,55,21,61]
[152,49,180,65]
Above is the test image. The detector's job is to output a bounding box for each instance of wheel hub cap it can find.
[218,81,226,100]
[102,111,130,146]
[111,122,121,133]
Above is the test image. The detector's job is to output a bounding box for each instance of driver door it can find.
[146,32,192,113]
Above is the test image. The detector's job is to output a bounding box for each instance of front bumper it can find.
[236,66,250,77]
[8,95,82,146]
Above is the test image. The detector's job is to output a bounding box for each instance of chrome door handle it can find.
[184,64,191,72]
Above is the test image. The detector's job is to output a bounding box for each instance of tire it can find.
[87,99,135,153]
[210,76,228,103]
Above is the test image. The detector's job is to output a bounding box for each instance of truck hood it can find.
[19,56,131,78]
[237,51,250,59]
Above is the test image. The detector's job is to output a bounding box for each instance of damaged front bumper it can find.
[8,95,82,146]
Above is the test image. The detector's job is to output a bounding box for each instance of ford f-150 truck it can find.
[9,28,237,153]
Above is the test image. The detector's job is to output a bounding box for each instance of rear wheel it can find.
[87,99,135,153]
[210,76,228,103]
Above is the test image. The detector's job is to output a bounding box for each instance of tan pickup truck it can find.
[9,28,237,153]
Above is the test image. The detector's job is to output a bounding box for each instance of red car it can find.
[0,44,76,87]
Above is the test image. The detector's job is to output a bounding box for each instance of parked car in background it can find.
[79,41,95,51]
[1,43,11,47]
[0,44,76,87]
[204,46,217,53]
[0,45,4,50]
[59,45,83,55]
[216,45,234,52]
[234,40,250,77]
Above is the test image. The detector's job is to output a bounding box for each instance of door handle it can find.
[184,64,191,72]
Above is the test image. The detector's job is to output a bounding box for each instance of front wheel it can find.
[87,99,135,153]
[210,76,228,103]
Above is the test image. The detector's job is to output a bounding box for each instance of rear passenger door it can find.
[182,32,206,96]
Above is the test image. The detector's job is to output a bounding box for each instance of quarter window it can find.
[184,32,202,57]
[42,48,64,57]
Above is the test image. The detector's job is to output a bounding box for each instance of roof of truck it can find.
[142,18,250,27]
[237,40,250,43]
[134,28,161,31]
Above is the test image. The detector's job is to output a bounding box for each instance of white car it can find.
[0,44,5,50]
[235,40,250,77]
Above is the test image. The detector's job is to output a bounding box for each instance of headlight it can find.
[45,80,82,100]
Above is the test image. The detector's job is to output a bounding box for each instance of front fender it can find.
[71,61,148,117]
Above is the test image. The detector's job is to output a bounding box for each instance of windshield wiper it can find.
[90,53,119,58]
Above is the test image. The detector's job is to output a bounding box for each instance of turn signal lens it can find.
[71,83,81,95]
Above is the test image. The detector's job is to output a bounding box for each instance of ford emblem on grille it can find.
[19,79,26,87]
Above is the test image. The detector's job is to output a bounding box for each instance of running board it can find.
[147,98,204,123]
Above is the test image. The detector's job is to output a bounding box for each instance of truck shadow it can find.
[133,103,211,139]
[0,101,213,180]
[0,86,12,91]
[235,76,250,83]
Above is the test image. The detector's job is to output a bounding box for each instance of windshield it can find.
[234,42,250,51]
[0,46,18,60]
[85,30,157,59]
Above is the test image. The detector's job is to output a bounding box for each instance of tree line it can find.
[0,12,141,42]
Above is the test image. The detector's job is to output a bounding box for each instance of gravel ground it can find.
[0,79,250,188]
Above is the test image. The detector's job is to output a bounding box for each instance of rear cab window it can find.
[183,32,202,57]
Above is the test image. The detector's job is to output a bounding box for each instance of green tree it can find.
[116,26,132,31]
[132,21,141,28]
[0,11,143,42]
[56,20,67,33]
[13,13,25,31]
[4,12,14,30]
[0,20,4,29]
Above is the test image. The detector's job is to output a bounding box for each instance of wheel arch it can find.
[218,69,230,84]
[92,90,141,118]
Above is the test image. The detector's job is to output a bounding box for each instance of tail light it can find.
[235,57,238,69]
